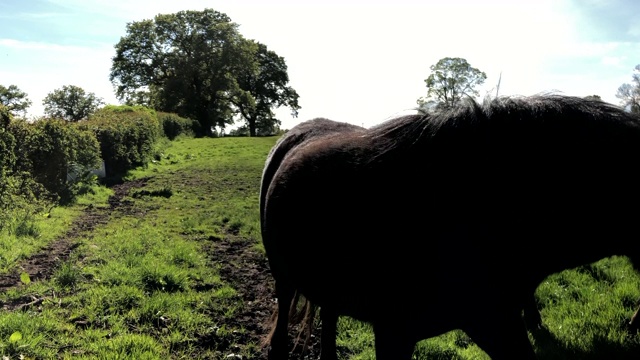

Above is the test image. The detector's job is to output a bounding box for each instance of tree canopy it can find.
[231,41,299,136]
[43,85,105,121]
[0,84,32,117]
[110,8,299,136]
[616,64,640,113]
[417,57,487,112]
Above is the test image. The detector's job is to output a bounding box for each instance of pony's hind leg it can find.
[268,280,295,360]
[465,307,537,360]
[320,307,338,360]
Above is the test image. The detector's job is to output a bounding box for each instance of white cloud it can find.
[1,0,638,128]
[602,56,623,66]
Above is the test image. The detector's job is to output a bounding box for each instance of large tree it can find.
[110,9,299,136]
[231,41,300,136]
[43,85,104,121]
[616,64,640,113]
[0,84,32,117]
[417,57,487,112]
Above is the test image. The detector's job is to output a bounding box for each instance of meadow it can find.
[1,135,639,359]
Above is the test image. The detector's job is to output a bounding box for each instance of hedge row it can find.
[79,106,161,177]
[1,108,100,228]
[9,117,101,202]
[0,105,195,218]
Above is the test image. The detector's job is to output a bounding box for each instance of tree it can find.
[584,95,602,101]
[43,85,104,121]
[0,84,32,117]
[417,57,487,111]
[231,41,300,136]
[110,9,299,136]
[616,65,640,113]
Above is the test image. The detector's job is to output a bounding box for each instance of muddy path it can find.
[0,179,147,293]
[205,236,323,359]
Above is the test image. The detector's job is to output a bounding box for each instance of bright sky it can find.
[1,0,639,129]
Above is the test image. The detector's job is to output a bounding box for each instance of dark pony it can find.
[260,95,640,359]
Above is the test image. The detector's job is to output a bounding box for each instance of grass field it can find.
[1,134,640,359]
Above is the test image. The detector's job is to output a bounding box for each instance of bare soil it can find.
[0,179,145,293]
[205,234,324,360]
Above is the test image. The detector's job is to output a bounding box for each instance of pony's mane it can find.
[365,95,638,157]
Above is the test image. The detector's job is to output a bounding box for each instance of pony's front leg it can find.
[320,306,338,360]
[268,281,295,360]
[373,324,416,360]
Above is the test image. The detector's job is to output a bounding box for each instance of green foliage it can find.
[42,84,105,121]
[157,112,198,140]
[7,118,102,203]
[101,104,157,117]
[0,105,15,170]
[82,105,161,177]
[418,57,487,112]
[0,174,50,233]
[616,64,640,113]
[1,118,52,223]
[110,9,299,136]
[0,84,32,117]
[230,41,300,136]
[0,107,16,185]
[0,103,12,128]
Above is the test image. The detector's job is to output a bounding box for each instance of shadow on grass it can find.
[531,323,640,359]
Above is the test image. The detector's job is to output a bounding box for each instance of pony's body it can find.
[260,96,640,359]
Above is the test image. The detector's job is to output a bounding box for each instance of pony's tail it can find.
[263,291,318,356]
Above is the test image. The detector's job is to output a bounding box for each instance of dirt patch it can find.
[0,178,148,295]
[205,236,324,360]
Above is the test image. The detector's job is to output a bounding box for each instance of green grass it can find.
[1,135,639,359]
[0,136,273,359]
[0,205,81,275]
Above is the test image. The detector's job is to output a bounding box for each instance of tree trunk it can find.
[248,117,257,137]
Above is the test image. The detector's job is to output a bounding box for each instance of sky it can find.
[1,0,639,130]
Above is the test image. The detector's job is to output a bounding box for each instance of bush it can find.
[157,112,198,140]
[82,105,162,177]
[0,105,15,182]
[0,104,11,128]
[0,116,51,230]
[0,108,18,219]
[7,118,101,204]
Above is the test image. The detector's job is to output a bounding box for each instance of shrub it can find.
[157,112,197,140]
[82,105,162,177]
[8,118,101,203]
[0,118,50,229]
[0,104,11,128]
[0,109,102,227]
